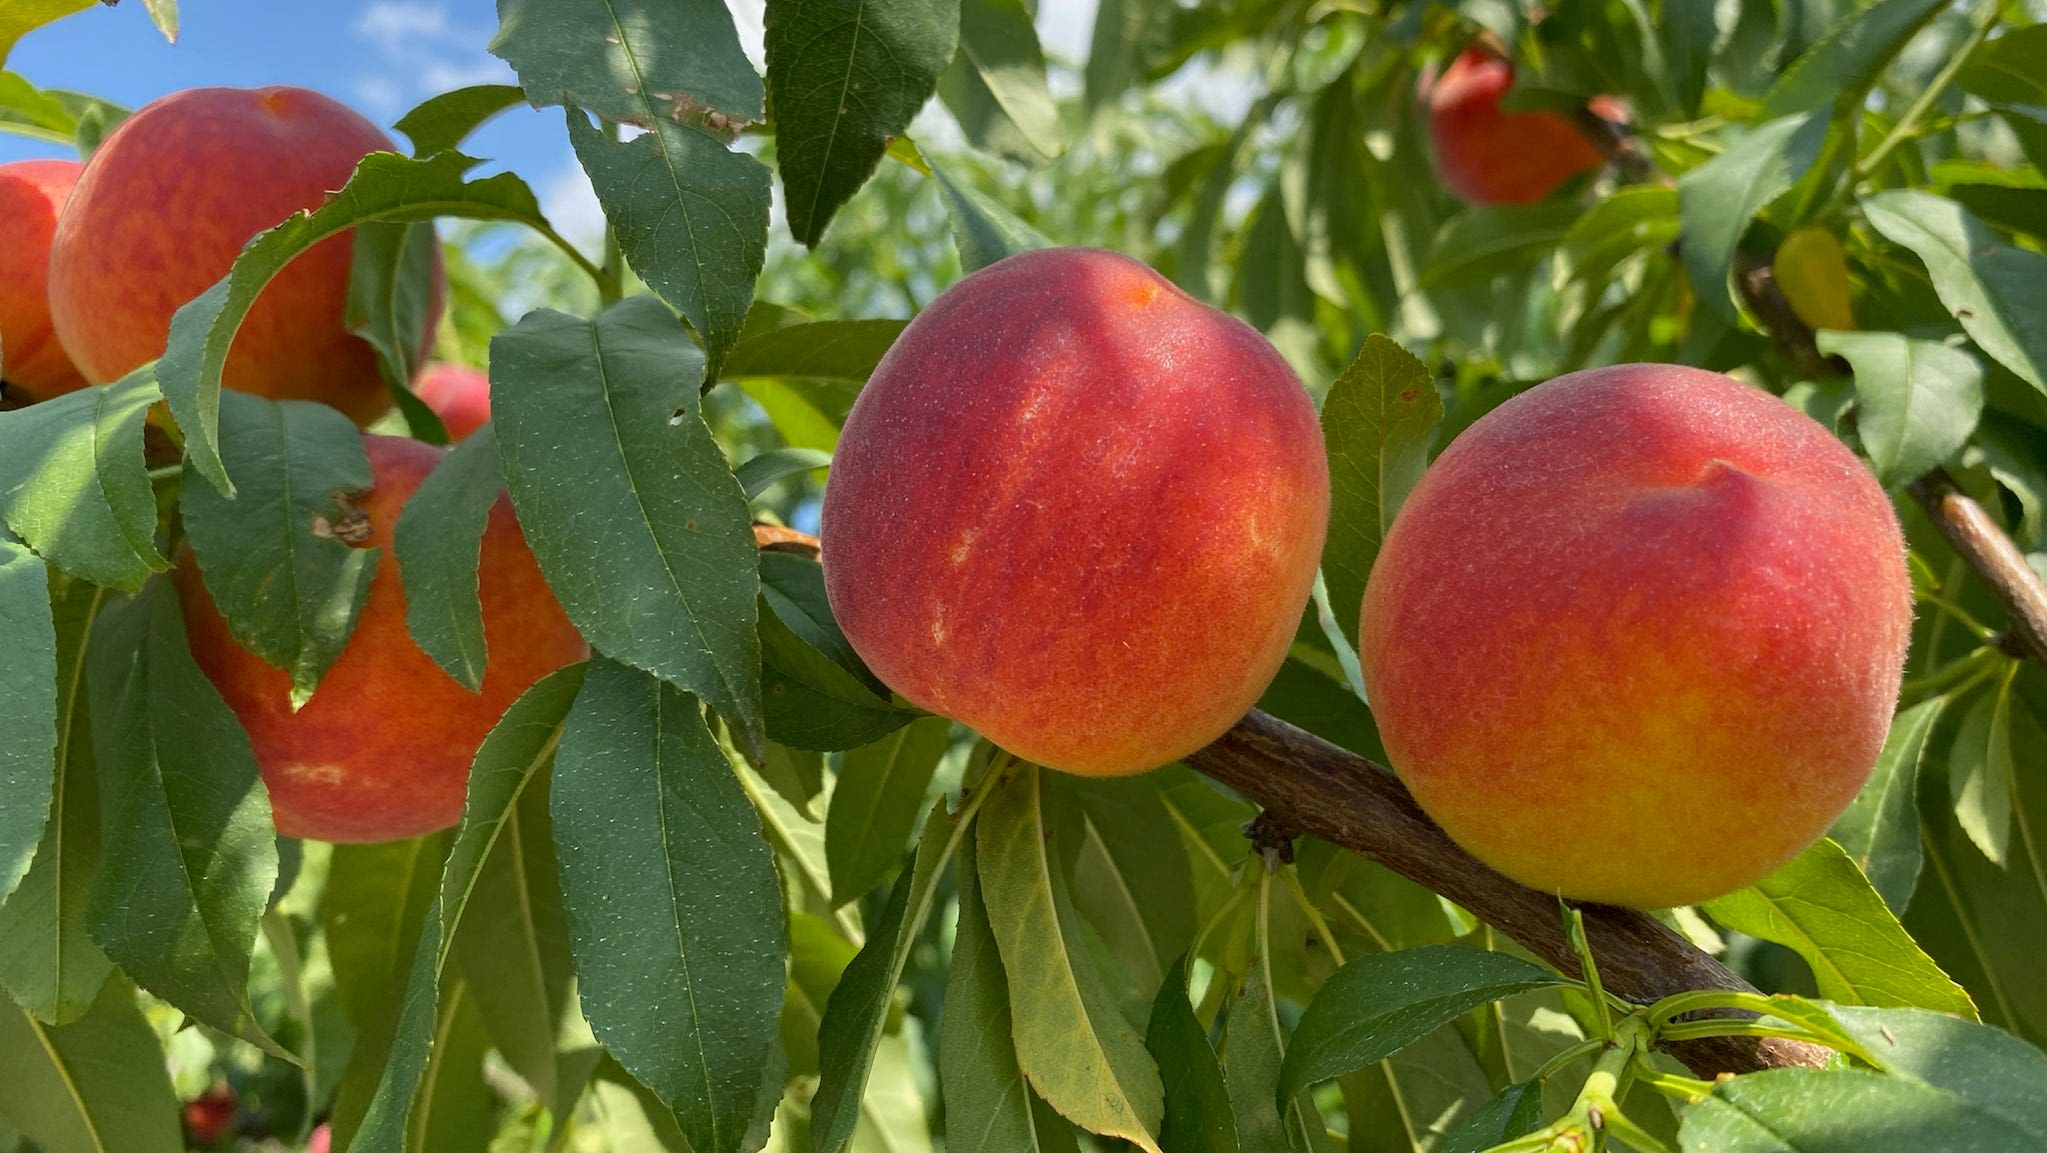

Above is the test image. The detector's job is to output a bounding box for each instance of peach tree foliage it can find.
[1,0,2046,1150]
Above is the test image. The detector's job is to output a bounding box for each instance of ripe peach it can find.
[175,435,585,842]
[0,159,87,400]
[47,86,441,425]
[821,247,1329,776]
[413,362,491,441]
[1426,46,1607,206]
[1359,364,1912,908]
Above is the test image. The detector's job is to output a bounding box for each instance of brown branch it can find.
[1185,713,1830,1078]
[1908,471,2047,665]
[753,525,1823,1076]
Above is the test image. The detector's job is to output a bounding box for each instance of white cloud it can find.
[351,2,511,120]
[355,2,452,50]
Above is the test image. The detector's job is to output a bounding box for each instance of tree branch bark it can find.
[753,523,1827,1077]
[1183,711,1830,1078]
[1908,471,2047,666]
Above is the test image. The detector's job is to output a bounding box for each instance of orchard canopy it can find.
[2,1,2047,1152]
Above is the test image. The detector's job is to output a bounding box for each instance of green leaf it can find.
[565,113,770,377]
[828,716,950,905]
[82,582,287,1057]
[738,448,833,499]
[1223,959,1317,1153]
[448,750,578,1115]
[931,161,1055,273]
[349,665,584,1153]
[1761,0,1950,118]
[1861,190,2047,394]
[157,151,564,493]
[1419,200,1584,290]
[761,552,870,687]
[1558,186,1681,292]
[1678,1066,2041,1151]
[1821,330,1984,486]
[1658,0,1717,115]
[942,831,1060,1152]
[1702,837,1975,1018]
[938,0,1064,164]
[0,69,79,145]
[179,392,378,706]
[394,84,525,157]
[0,532,53,906]
[551,659,785,1153]
[406,980,495,1153]
[489,0,763,130]
[1441,1080,1545,1153]
[1829,696,1944,913]
[395,428,503,691]
[1946,685,2014,865]
[782,913,855,1078]
[490,298,763,755]
[759,550,912,752]
[346,221,446,444]
[765,0,957,247]
[1677,113,1826,320]
[0,0,91,68]
[812,793,972,1153]
[1145,955,1239,1153]
[0,581,112,1025]
[0,369,166,590]
[1822,1002,2047,1136]
[1956,25,2047,106]
[721,319,907,384]
[1049,772,1197,996]
[1276,946,1565,1102]
[137,0,173,41]
[1318,334,1440,651]
[0,977,181,1153]
[323,833,449,1147]
[977,763,1165,1153]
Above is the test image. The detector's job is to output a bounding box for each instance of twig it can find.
[1908,471,2047,665]
[1183,712,1830,1078]
[748,526,1825,1076]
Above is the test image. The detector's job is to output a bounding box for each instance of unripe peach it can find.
[1426,46,1606,206]
[48,86,441,425]
[0,159,87,400]
[1359,364,1911,907]
[413,362,491,441]
[821,247,1329,776]
[175,435,585,842]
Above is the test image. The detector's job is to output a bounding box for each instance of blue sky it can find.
[1,0,1110,247]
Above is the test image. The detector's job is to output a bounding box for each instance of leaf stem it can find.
[1565,904,1617,1041]
[1856,2,2002,179]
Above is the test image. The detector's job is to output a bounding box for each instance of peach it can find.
[413,362,491,441]
[821,247,1329,776]
[47,86,441,425]
[175,435,585,842]
[1426,45,1606,206]
[0,159,87,400]
[1359,364,1912,908]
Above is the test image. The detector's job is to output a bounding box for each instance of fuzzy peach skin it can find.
[821,247,1330,776]
[1359,364,1912,908]
[175,435,585,842]
[1427,46,1606,206]
[48,86,441,425]
[0,159,87,400]
[413,362,491,441]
